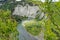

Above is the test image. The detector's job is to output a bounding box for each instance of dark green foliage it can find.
[12,15,28,22]
[26,0,60,40]
[0,10,18,40]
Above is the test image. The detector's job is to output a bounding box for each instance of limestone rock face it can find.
[13,4,40,18]
[16,0,21,1]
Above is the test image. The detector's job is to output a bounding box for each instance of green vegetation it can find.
[0,0,60,40]
[1,2,16,11]
[0,0,17,11]
[24,0,60,40]
[13,15,28,22]
[24,20,42,36]
[0,10,18,40]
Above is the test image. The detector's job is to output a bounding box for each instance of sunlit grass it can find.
[22,20,42,36]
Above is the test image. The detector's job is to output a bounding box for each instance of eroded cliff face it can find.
[13,4,40,18]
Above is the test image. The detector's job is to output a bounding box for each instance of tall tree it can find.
[25,0,60,40]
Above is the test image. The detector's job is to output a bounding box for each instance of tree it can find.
[0,10,18,40]
[25,0,60,40]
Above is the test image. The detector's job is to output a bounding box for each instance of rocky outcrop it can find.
[13,4,40,18]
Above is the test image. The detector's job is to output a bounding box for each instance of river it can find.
[17,21,38,40]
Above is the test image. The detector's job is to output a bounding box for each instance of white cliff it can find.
[13,4,40,18]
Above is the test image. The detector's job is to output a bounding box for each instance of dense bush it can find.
[23,20,42,36]
[12,15,28,22]
[25,0,60,40]
[0,10,18,40]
